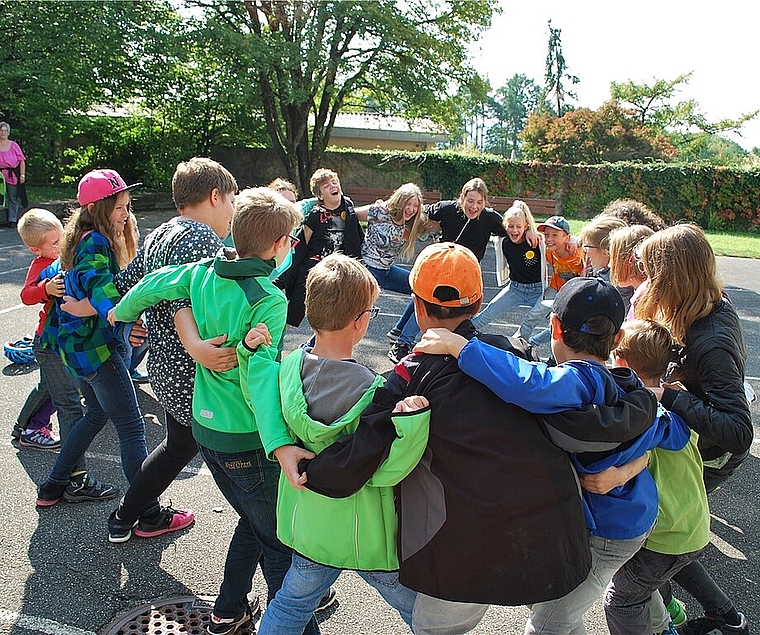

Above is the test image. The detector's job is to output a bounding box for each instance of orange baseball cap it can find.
[410,242,482,307]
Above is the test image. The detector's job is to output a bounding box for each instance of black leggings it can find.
[118,411,199,523]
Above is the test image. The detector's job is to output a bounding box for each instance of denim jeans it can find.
[471,280,543,335]
[6,182,20,222]
[520,287,557,344]
[525,532,649,635]
[259,553,415,635]
[603,547,704,635]
[45,348,149,489]
[118,412,198,523]
[199,445,316,633]
[366,265,419,346]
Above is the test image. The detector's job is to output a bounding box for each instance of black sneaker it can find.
[36,482,66,507]
[316,585,337,612]
[386,327,402,342]
[108,509,137,543]
[207,605,252,635]
[63,472,119,503]
[387,342,411,364]
[678,613,749,635]
[11,422,24,440]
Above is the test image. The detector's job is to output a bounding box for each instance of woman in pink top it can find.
[0,122,27,227]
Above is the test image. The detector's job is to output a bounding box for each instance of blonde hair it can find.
[458,178,488,205]
[385,183,427,260]
[614,319,674,385]
[609,225,655,287]
[172,157,238,210]
[504,200,537,234]
[579,216,627,253]
[635,223,723,345]
[306,253,379,333]
[230,187,302,258]
[17,208,63,249]
[309,168,339,199]
[61,193,137,270]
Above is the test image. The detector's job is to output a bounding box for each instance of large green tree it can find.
[485,74,545,157]
[189,0,497,192]
[544,20,578,116]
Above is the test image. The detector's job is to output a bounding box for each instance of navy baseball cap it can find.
[552,277,625,335]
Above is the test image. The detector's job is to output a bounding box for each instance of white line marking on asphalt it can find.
[0,303,25,315]
[0,266,27,276]
[0,609,96,635]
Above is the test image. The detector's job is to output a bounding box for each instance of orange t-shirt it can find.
[547,248,584,291]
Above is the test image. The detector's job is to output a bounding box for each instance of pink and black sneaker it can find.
[134,505,195,538]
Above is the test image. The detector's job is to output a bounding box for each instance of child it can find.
[284,168,363,328]
[353,183,430,363]
[15,208,65,449]
[416,277,687,635]
[520,215,583,347]
[578,214,627,280]
[602,319,716,635]
[608,224,655,318]
[105,157,239,543]
[258,253,438,635]
[110,187,313,635]
[470,200,547,338]
[36,169,146,506]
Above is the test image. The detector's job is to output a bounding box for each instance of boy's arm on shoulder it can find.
[114,246,146,295]
[114,261,197,322]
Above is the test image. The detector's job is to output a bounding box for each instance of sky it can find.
[469,1,760,150]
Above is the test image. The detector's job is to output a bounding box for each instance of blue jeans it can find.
[367,265,420,346]
[6,182,20,222]
[603,547,704,635]
[199,446,316,633]
[526,532,649,635]
[471,280,543,335]
[520,287,557,344]
[259,553,416,635]
[45,348,149,489]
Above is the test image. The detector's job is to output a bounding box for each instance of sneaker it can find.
[36,482,66,507]
[108,509,138,543]
[678,613,749,635]
[387,342,411,364]
[19,427,61,450]
[386,327,402,342]
[11,422,24,440]
[656,622,679,635]
[316,585,337,612]
[63,472,119,503]
[134,504,195,538]
[667,596,687,628]
[207,606,251,635]
[130,368,149,384]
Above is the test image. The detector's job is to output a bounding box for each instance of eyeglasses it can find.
[284,234,300,249]
[582,244,600,251]
[354,306,380,321]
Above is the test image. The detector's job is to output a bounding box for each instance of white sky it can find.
[469,0,760,150]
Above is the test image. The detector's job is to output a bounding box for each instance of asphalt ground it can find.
[0,209,758,635]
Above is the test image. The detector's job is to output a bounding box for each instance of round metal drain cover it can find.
[100,595,257,635]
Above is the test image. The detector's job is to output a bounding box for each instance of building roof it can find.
[328,112,448,143]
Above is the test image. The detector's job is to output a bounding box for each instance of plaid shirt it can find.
[56,231,122,377]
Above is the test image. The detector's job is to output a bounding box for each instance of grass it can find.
[24,186,760,258]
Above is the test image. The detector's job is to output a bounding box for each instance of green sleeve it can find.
[366,407,431,487]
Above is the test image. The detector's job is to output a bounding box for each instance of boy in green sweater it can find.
[109,187,315,635]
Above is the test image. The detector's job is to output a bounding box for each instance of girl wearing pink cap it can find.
[35,169,152,510]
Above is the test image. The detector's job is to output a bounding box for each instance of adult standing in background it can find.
[0,122,27,227]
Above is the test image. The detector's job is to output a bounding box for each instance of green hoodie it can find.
[277,348,430,570]
[114,252,289,453]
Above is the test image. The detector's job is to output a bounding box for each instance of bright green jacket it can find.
[276,348,430,571]
[114,253,289,453]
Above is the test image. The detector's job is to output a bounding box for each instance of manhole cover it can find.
[100,595,259,635]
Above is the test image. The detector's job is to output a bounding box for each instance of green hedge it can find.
[325,148,760,232]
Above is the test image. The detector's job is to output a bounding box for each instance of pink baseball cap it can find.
[77,169,142,206]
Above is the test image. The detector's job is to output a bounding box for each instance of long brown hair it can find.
[386,183,427,261]
[61,193,137,270]
[634,223,722,344]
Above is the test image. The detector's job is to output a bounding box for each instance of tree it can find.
[520,100,677,164]
[544,20,578,116]
[485,74,545,157]
[189,0,497,192]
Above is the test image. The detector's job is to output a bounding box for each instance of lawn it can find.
[24,186,760,259]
